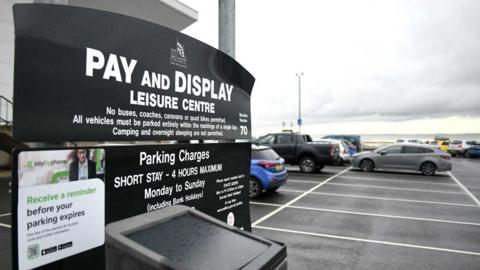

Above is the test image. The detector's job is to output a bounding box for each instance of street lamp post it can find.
[295,72,303,133]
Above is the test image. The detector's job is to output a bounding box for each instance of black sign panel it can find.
[13,4,254,142]
[104,143,251,227]
[12,143,251,269]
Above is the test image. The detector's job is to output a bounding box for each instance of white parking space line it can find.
[280,189,306,193]
[253,225,480,257]
[325,182,464,194]
[251,167,351,227]
[0,223,11,229]
[251,201,480,227]
[0,213,11,217]
[336,175,457,187]
[278,190,479,207]
[287,171,345,177]
[448,171,480,207]
[287,179,322,184]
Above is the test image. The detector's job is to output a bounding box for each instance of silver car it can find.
[351,143,452,176]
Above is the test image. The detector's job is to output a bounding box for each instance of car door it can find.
[377,145,403,169]
[401,146,424,170]
[272,134,296,163]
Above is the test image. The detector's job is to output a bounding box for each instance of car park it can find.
[322,134,362,151]
[351,143,452,176]
[250,144,288,198]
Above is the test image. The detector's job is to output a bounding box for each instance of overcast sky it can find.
[181,0,480,135]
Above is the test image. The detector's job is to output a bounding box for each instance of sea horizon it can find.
[311,133,480,142]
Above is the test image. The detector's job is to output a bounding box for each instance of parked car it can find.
[448,140,470,157]
[322,135,362,151]
[432,136,450,152]
[250,144,288,198]
[465,145,480,158]
[315,139,352,163]
[351,143,452,176]
[257,132,340,173]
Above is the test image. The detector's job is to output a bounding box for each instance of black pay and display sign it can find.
[13,143,251,270]
[13,4,254,142]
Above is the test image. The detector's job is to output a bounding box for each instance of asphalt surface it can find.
[251,158,480,269]
[1,158,479,269]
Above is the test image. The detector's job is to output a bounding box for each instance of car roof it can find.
[323,134,360,138]
[389,143,436,148]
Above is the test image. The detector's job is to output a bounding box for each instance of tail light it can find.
[258,161,276,168]
[329,145,338,156]
[440,154,451,160]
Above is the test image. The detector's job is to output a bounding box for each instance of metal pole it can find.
[296,72,303,133]
[219,0,235,58]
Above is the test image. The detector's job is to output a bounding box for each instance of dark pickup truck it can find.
[256,133,340,173]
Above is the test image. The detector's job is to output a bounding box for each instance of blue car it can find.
[250,145,288,198]
[465,146,480,158]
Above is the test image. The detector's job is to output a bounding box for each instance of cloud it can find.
[238,0,480,127]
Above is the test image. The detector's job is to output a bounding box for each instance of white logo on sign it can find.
[176,40,185,58]
[170,39,187,68]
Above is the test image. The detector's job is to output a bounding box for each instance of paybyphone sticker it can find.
[16,149,105,269]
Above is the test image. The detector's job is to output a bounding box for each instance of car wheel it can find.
[421,162,437,176]
[249,177,262,199]
[299,156,316,173]
[359,159,374,172]
[316,164,325,172]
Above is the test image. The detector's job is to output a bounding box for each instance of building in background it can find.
[0,0,197,114]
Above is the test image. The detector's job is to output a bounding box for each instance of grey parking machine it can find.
[105,205,287,270]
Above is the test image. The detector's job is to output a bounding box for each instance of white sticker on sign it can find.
[17,179,105,269]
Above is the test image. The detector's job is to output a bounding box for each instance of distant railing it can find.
[0,96,13,125]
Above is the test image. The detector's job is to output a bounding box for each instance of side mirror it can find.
[380,151,387,156]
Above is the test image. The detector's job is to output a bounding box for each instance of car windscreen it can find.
[257,135,275,144]
[252,149,280,160]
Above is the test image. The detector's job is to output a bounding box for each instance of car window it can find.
[451,140,462,144]
[422,147,435,153]
[304,135,313,142]
[403,146,425,154]
[258,135,275,144]
[252,149,280,160]
[276,134,293,144]
[383,146,402,154]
